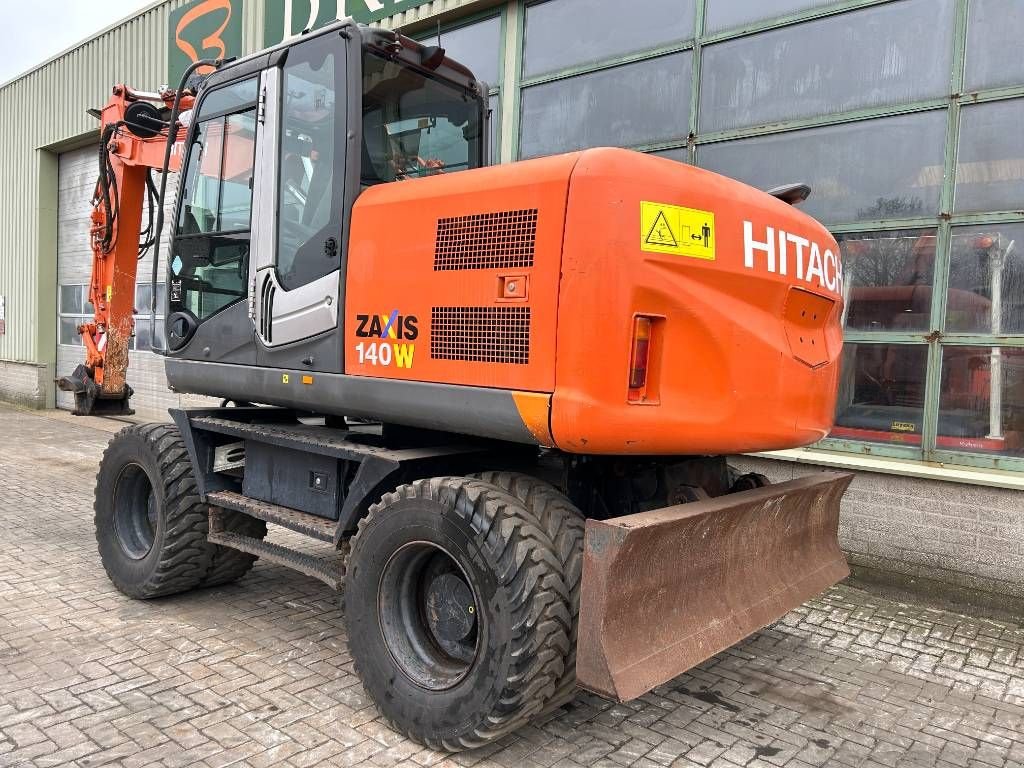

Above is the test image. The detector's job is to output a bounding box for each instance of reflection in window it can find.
[955,99,1024,214]
[964,0,1024,91]
[831,343,928,446]
[362,52,483,184]
[698,112,947,225]
[523,0,694,78]
[699,0,955,133]
[705,0,844,33]
[172,104,256,321]
[837,230,936,332]
[177,111,256,235]
[939,347,1024,455]
[519,53,691,159]
[419,15,502,87]
[946,226,1024,335]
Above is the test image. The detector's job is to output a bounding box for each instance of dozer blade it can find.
[576,471,853,701]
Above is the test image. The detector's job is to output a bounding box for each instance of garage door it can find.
[56,144,215,418]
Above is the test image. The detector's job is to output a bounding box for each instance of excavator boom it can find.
[57,85,193,415]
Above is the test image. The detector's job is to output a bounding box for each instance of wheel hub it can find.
[425,572,476,644]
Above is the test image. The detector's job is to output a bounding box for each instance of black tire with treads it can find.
[474,471,584,709]
[94,423,214,598]
[344,477,572,750]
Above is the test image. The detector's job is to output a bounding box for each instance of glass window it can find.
[419,15,502,87]
[939,346,1024,456]
[946,225,1024,335]
[964,0,1024,91]
[60,284,83,315]
[523,0,694,79]
[651,147,688,163]
[277,39,346,292]
[699,0,956,133]
[955,99,1024,214]
[177,111,257,235]
[195,78,259,118]
[59,316,85,346]
[838,230,938,332]
[58,284,92,347]
[519,53,691,159]
[705,0,844,33]
[698,111,948,225]
[831,343,928,446]
[361,52,484,184]
[172,96,256,321]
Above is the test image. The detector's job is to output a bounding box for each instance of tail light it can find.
[628,316,653,401]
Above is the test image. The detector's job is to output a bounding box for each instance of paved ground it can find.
[1,404,1023,768]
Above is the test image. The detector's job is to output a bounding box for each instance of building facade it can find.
[1,0,1022,604]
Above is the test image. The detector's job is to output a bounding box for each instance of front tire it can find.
[344,477,572,750]
[94,423,214,598]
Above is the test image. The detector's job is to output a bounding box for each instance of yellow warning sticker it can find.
[640,201,716,260]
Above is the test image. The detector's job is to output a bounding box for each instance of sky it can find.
[0,0,154,84]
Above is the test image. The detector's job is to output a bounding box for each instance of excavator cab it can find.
[163,23,487,371]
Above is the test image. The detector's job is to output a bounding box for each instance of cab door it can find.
[251,32,349,372]
[166,76,260,364]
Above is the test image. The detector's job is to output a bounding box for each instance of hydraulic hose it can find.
[148,57,223,355]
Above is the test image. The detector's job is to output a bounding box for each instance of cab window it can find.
[170,78,258,321]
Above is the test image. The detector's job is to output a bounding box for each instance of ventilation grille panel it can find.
[434,209,538,270]
[431,307,530,365]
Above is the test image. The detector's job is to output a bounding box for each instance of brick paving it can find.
[1,403,1023,768]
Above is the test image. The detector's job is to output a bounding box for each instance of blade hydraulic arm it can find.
[57,84,193,416]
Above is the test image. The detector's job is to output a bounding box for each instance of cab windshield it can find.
[361,52,484,185]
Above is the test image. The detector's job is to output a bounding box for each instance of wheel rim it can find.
[112,463,158,560]
[378,541,480,691]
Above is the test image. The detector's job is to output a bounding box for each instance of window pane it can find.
[135,319,166,353]
[705,0,844,33]
[699,0,955,133]
[838,230,937,332]
[279,40,341,291]
[831,343,928,446]
[939,346,1024,456]
[519,53,691,159]
[170,238,249,321]
[421,15,502,86]
[523,0,694,78]
[651,147,688,163]
[60,284,82,315]
[698,111,947,225]
[964,0,1024,91]
[955,99,1024,213]
[946,225,1024,335]
[59,317,88,346]
[218,112,257,231]
[196,78,259,119]
[136,283,152,313]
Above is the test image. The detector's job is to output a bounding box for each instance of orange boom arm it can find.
[58,85,193,415]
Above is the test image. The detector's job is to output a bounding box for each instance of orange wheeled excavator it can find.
[62,20,852,749]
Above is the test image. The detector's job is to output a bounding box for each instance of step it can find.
[207,490,336,542]
[208,509,348,591]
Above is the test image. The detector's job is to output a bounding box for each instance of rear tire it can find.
[474,471,584,710]
[344,477,571,750]
[94,423,214,598]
